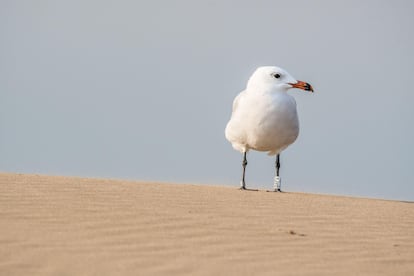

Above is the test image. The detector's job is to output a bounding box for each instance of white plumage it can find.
[225,66,313,190]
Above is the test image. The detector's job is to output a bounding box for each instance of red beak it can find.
[289,80,314,92]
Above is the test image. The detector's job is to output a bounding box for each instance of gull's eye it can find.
[273,73,281,79]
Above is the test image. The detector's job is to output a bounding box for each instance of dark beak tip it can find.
[306,83,314,93]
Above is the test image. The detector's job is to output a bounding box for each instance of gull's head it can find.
[247,66,314,93]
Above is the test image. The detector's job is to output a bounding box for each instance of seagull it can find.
[225,66,313,191]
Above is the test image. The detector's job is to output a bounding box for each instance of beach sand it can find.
[0,173,413,275]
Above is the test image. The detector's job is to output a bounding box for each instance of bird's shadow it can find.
[239,188,286,193]
[239,188,259,192]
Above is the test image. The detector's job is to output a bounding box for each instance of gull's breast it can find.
[246,93,299,154]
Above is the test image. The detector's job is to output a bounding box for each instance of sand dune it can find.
[0,173,413,275]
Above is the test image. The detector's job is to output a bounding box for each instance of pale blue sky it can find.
[1,0,413,201]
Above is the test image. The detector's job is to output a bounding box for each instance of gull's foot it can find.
[239,186,259,192]
[241,188,259,191]
[266,189,282,192]
[240,180,246,190]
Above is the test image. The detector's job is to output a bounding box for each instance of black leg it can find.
[240,152,247,189]
[276,154,280,177]
[274,154,282,192]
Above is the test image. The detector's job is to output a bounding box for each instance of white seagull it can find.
[225,66,314,191]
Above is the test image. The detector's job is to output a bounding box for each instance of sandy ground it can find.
[0,173,413,275]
